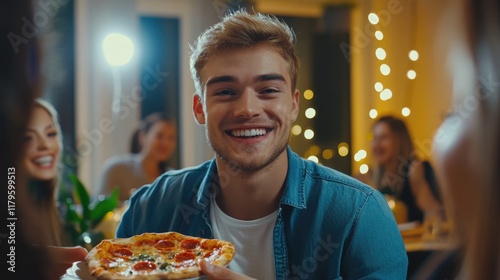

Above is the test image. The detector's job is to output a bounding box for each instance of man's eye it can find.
[215,90,235,96]
[261,88,279,94]
[48,131,58,138]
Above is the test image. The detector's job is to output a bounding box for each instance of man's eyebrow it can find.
[206,76,237,87]
[255,74,286,83]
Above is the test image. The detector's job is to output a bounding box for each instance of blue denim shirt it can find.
[117,147,408,279]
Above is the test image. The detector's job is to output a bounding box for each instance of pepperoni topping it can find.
[155,240,175,250]
[180,238,200,249]
[133,261,156,271]
[174,251,196,262]
[112,248,133,258]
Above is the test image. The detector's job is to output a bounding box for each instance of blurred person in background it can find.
[96,112,177,202]
[416,0,500,278]
[363,115,442,223]
[22,99,63,246]
[1,1,86,279]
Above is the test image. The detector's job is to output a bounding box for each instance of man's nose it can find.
[233,89,262,118]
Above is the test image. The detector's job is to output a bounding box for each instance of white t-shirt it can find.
[210,196,277,280]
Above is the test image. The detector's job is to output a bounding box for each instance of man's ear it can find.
[193,93,206,125]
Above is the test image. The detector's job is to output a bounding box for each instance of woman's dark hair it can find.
[134,112,176,172]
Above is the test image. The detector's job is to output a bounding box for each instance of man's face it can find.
[193,44,299,172]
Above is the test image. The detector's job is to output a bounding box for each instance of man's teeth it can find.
[231,129,267,137]
[34,156,53,165]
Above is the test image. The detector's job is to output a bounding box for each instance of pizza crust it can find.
[85,232,235,280]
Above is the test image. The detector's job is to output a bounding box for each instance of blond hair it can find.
[189,9,299,95]
[28,99,63,246]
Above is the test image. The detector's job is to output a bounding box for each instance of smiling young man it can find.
[117,10,407,279]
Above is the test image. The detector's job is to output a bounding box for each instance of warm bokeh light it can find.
[359,164,369,174]
[369,109,378,119]
[305,108,316,119]
[409,50,419,61]
[380,64,391,75]
[402,107,411,117]
[322,149,334,160]
[374,82,383,92]
[308,145,321,156]
[380,88,393,101]
[291,125,302,136]
[307,155,319,163]
[103,33,134,66]
[304,89,314,100]
[407,70,417,80]
[368,13,379,24]
[354,149,367,162]
[375,31,384,40]
[387,198,396,209]
[304,129,314,140]
[375,48,386,60]
[338,142,349,157]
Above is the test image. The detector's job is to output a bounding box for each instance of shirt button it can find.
[200,229,205,236]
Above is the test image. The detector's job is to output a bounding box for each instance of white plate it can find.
[61,261,207,280]
[61,261,95,280]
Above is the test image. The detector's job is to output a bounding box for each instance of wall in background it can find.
[350,0,453,176]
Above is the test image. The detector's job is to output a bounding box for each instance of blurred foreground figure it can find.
[418,0,500,279]
[1,1,86,279]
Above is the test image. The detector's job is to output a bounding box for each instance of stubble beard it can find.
[205,128,289,173]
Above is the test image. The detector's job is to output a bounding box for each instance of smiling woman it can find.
[22,99,63,246]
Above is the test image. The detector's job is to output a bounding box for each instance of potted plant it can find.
[64,174,119,249]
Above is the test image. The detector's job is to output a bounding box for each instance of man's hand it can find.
[46,246,88,279]
[199,259,257,280]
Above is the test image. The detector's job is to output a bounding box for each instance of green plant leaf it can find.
[89,187,119,227]
[69,174,91,221]
[64,198,82,224]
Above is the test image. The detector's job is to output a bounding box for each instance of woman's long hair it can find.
[27,99,63,246]
[137,112,176,173]
[372,116,416,193]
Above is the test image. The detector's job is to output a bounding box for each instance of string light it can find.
[375,31,383,40]
[305,108,316,119]
[338,142,349,157]
[303,89,314,100]
[322,149,334,160]
[368,13,379,25]
[375,48,386,60]
[354,149,367,162]
[304,129,314,140]
[402,107,411,116]
[380,88,393,101]
[409,50,419,61]
[369,109,378,119]
[407,70,416,80]
[374,82,383,92]
[359,164,369,174]
[291,125,302,136]
[307,156,319,163]
[380,64,391,75]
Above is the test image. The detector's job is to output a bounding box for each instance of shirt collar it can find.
[196,146,307,209]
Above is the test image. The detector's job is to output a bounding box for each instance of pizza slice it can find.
[85,232,235,280]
